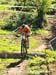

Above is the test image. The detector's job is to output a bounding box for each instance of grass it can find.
[0,58,20,70]
[29,36,41,50]
[37,29,49,34]
[0,29,11,34]
[0,35,21,52]
[0,29,40,52]
[0,29,56,75]
[32,29,49,35]
[0,36,39,52]
[51,3,56,8]
[38,49,56,58]
[0,19,6,26]
[0,5,9,10]
[0,29,42,73]
[28,49,56,75]
[0,28,50,51]
[28,56,45,75]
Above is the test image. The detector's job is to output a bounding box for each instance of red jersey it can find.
[18,25,30,33]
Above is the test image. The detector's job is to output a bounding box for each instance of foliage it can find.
[32,29,49,35]
[32,0,53,28]
[30,56,45,66]
[0,32,39,51]
[0,19,6,27]
[0,1,56,75]
[1,11,35,30]
[0,58,19,70]
[0,0,55,29]
[0,34,20,51]
[29,36,41,50]
[0,0,38,6]
[28,49,56,75]
[38,49,56,62]
[2,12,19,30]
[0,5,9,10]
[45,49,56,58]
[0,29,11,34]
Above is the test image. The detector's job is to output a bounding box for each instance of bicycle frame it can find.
[21,35,28,57]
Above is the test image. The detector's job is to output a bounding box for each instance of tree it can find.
[0,0,54,29]
[33,0,53,28]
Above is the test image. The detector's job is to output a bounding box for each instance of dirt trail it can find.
[30,43,46,52]
[0,34,48,75]
[0,39,55,75]
[7,59,29,75]
[6,44,46,75]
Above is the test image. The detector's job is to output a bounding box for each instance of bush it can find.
[2,12,19,30]
[2,12,33,30]
[1,10,48,31]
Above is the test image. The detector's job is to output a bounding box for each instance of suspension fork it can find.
[21,39,24,55]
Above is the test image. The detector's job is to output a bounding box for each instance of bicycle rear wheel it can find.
[21,40,27,57]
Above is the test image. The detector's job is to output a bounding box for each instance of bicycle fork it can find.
[21,40,27,57]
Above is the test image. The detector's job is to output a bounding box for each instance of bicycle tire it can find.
[21,40,27,57]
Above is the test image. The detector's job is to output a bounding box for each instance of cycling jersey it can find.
[18,25,30,34]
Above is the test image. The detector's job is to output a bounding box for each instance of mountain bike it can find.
[21,34,29,57]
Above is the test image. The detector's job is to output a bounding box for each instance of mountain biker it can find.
[16,24,32,48]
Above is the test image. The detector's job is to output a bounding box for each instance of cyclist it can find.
[16,24,32,48]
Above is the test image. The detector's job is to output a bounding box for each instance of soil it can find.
[0,43,55,75]
[7,59,29,75]
[0,32,55,75]
[41,62,56,75]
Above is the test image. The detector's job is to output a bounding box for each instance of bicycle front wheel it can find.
[21,40,27,57]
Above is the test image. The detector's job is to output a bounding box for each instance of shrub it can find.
[2,12,33,30]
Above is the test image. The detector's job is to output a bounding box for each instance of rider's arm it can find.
[14,26,22,34]
[13,26,21,32]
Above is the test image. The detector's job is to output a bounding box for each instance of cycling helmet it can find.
[22,24,25,28]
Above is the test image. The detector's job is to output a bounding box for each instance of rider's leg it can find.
[21,35,25,56]
[26,37,29,48]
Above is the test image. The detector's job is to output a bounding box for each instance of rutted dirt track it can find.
[0,44,46,75]
[0,33,55,75]
[1,44,55,75]
[7,59,29,75]
[0,38,56,75]
[0,34,52,75]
